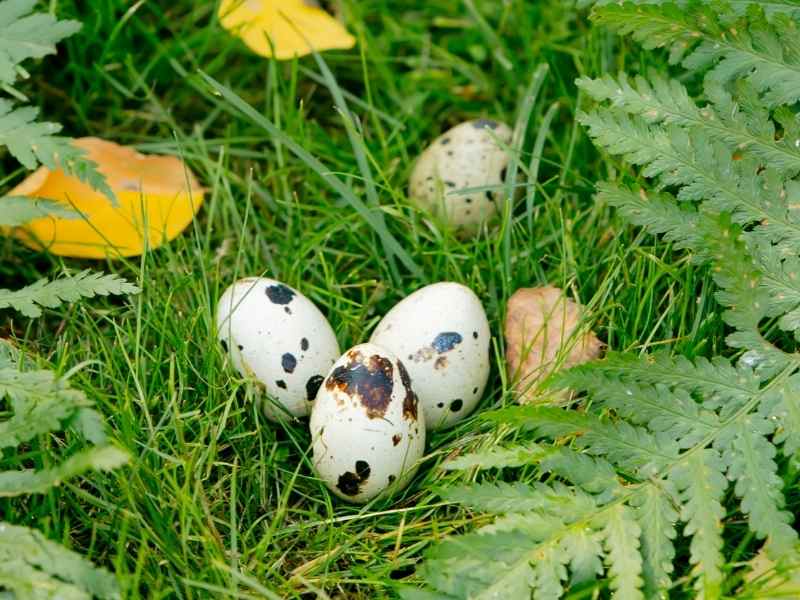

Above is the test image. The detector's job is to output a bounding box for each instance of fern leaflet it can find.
[0,270,140,318]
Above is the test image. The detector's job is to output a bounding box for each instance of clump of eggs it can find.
[216,278,490,503]
[216,116,511,504]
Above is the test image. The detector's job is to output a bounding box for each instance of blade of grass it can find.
[199,71,422,278]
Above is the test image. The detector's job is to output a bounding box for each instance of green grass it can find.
[2,0,732,597]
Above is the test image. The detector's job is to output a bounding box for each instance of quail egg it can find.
[370,282,490,430]
[310,343,426,503]
[409,119,512,235]
[216,277,340,420]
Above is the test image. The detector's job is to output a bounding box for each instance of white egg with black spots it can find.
[310,343,425,503]
[370,282,490,431]
[216,277,340,420]
[409,119,512,235]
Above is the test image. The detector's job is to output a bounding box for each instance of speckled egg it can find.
[370,282,490,430]
[310,343,426,503]
[216,277,340,420]
[409,119,512,235]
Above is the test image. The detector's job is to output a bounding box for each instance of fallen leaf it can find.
[4,138,203,259]
[219,0,355,60]
[504,286,603,404]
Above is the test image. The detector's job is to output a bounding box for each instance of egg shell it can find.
[409,119,512,235]
[370,282,490,430]
[310,343,426,503]
[216,277,340,420]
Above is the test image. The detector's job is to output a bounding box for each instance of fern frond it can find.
[0,349,127,497]
[443,481,598,517]
[576,351,761,408]
[560,528,604,585]
[0,270,140,317]
[561,371,719,447]
[577,73,800,174]
[484,406,679,475]
[0,195,77,225]
[442,443,546,471]
[0,100,114,200]
[716,418,798,557]
[670,449,727,599]
[592,3,800,107]
[582,110,800,251]
[0,445,128,496]
[0,522,120,599]
[632,484,677,599]
[0,0,81,86]
[539,447,620,497]
[603,504,644,600]
[763,377,800,459]
[579,0,800,18]
[0,367,87,447]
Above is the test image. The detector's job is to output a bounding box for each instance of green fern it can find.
[0,0,112,201]
[406,3,800,599]
[0,196,77,226]
[0,270,140,318]
[0,523,120,600]
[578,0,800,18]
[0,341,127,598]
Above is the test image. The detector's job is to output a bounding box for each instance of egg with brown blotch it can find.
[370,282,490,430]
[310,343,426,503]
[216,277,340,420]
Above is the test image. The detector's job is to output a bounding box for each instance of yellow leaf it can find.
[5,137,203,259]
[219,0,356,60]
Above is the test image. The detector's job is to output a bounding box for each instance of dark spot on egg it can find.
[284,306,292,315]
[473,331,478,339]
[220,339,228,353]
[237,344,244,351]
[276,380,287,390]
[473,386,479,395]
[500,167,508,182]
[336,472,361,496]
[447,150,454,157]
[306,374,324,400]
[355,460,371,480]
[445,181,456,188]
[388,474,396,483]
[432,332,463,353]
[466,197,473,204]
[326,352,394,419]
[485,190,495,202]
[337,460,371,496]
[437,402,444,408]
[282,353,297,373]
[392,434,402,446]
[397,359,419,421]
[435,356,448,370]
[473,119,499,130]
[450,399,463,412]
[301,337,310,351]
[265,283,295,305]
[441,137,451,145]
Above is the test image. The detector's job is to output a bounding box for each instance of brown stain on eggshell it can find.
[397,360,419,421]
[325,351,394,419]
